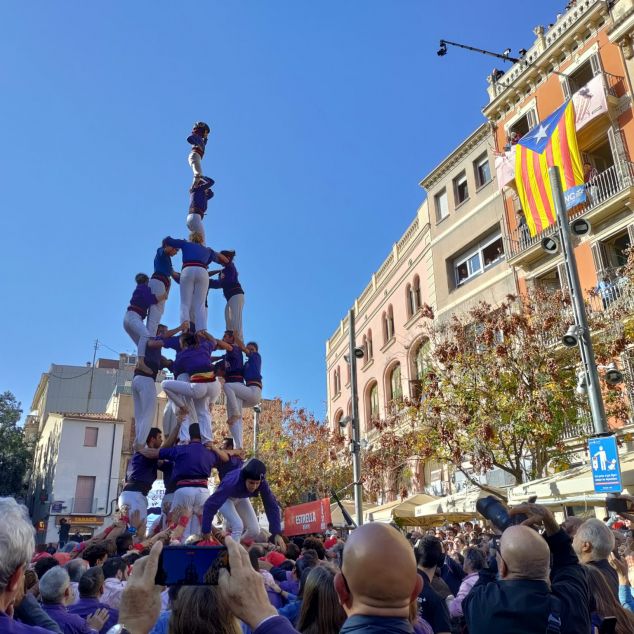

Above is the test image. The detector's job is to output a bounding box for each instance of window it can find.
[453,171,469,205]
[383,305,395,343]
[345,362,350,385]
[435,189,449,222]
[366,330,373,360]
[84,427,98,447]
[412,275,421,313]
[474,153,492,188]
[508,110,537,146]
[333,409,344,436]
[389,364,403,403]
[73,476,95,513]
[406,284,413,318]
[411,340,430,400]
[564,54,601,98]
[333,367,341,396]
[366,382,380,429]
[454,232,505,287]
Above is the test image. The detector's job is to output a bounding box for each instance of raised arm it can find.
[163,419,183,449]
[139,447,160,459]
[163,236,187,249]
[206,442,231,463]
[214,340,233,352]
[234,335,249,355]
[164,322,187,338]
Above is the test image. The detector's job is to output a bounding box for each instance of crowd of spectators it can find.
[4,496,634,633]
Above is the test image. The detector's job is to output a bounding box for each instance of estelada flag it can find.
[514,100,586,237]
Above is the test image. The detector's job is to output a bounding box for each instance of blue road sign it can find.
[588,434,622,494]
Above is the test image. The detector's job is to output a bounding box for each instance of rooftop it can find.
[53,412,126,423]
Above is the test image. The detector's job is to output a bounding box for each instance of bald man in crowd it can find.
[334,522,423,632]
[463,503,591,634]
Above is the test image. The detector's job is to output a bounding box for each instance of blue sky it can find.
[0,1,558,420]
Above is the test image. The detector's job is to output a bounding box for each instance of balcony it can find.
[561,413,595,441]
[506,161,634,266]
[586,268,634,318]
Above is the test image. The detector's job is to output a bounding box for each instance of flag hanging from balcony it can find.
[514,100,586,237]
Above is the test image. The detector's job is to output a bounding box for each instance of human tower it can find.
[117,122,274,543]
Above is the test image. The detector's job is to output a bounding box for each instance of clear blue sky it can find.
[0,2,558,420]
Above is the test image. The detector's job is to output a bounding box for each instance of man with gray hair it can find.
[64,560,88,606]
[0,497,52,632]
[572,517,618,596]
[40,566,108,633]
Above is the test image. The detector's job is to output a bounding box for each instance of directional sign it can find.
[588,434,622,494]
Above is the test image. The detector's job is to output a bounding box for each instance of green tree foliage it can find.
[0,391,33,497]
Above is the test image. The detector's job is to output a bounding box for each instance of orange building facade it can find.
[485,0,634,304]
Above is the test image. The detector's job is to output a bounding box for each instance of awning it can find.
[329,500,372,528]
[364,493,437,524]
[508,452,634,507]
[414,486,507,518]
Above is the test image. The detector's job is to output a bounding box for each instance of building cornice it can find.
[482,0,608,122]
[419,123,491,191]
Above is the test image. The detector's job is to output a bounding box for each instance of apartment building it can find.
[486,0,634,307]
[421,123,516,322]
[30,412,125,543]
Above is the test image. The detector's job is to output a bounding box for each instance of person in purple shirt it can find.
[163,234,229,335]
[117,427,163,539]
[123,273,167,374]
[187,121,211,189]
[187,177,214,242]
[143,422,219,542]
[208,250,245,340]
[0,498,57,634]
[40,567,109,634]
[209,437,245,481]
[223,339,262,449]
[201,459,285,553]
[147,243,181,337]
[132,324,184,450]
[161,332,232,442]
[68,568,117,634]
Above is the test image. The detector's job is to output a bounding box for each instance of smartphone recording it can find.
[155,546,228,586]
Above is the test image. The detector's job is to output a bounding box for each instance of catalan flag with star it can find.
[514,100,586,237]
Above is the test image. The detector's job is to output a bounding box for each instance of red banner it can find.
[283,498,332,537]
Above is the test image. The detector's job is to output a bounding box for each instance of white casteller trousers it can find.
[219,497,260,541]
[186,213,206,243]
[123,310,150,358]
[161,379,221,443]
[179,267,208,331]
[146,278,168,336]
[172,486,209,540]
[132,375,157,447]
[225,294,244,341]
[223,383,262,420]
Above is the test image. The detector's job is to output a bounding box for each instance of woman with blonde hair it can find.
[163,233,228,334]
[168,585,240,634]
[295,564,346,634]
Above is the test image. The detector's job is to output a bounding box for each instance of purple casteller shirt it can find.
[41,604,93,634]
[189,179,214,216]
[208,261,244,301]
[224,344,244,383]
[162,237,220,267]
[122,452,158,496]
[159,441,219,486]
[127,283,158,320]
[201,468,282,535]
[173,340,216,375]
[0,612,52,634]
[217,454,243,481]
[243,352,262,387]
[68,598,118,634]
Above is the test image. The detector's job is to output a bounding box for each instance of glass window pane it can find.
[468,253,482,275]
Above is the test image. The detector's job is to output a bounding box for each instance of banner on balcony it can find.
[573,73,608,131]
[283,498,331,536]
[514,100,586,237]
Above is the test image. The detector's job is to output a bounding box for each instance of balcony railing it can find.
[568,71,626,100]
[586,269,634,317]
[562,413,594,441]
[507,161,634,259]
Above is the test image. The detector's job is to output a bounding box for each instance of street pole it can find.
[550,167,608,434]
[253,404,261,456]
[348,308,364,526]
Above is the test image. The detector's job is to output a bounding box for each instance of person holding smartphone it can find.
[200,458,285,553]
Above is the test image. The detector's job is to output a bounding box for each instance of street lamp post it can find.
[253,404,262,455]
[348,308,364,526]
[550,167,608,434]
